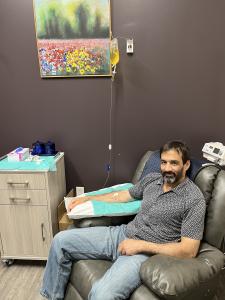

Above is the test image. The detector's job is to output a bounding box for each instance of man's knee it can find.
[50,230,71,255]
[52,230,66,245]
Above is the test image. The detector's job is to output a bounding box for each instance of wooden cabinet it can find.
[0,153,66,261]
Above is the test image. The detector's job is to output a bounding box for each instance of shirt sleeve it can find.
[128,180,144,200]
[181,197,206,240]
[128,173,160,200]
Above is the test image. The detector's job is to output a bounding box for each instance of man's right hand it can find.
[68,196,89,212]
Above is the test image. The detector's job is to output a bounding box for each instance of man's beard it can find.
[162,169,183,184]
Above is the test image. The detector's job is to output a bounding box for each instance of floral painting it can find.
[33,0,111,77]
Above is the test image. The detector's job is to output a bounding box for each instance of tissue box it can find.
[7,147,30,161]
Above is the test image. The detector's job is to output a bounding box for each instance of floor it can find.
[0,259,46,300]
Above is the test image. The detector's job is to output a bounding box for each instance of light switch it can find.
[126,39,134,54]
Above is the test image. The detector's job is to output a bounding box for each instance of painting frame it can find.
[33,0,112,78]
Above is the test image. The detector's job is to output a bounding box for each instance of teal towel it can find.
[0,156,56,171]
[92,200,141,216]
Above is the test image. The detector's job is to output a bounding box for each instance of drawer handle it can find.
[10,197,31,201]
[7,180,29,186]
[41,223,46,241]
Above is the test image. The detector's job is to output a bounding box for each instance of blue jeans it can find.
[40,225,149,300]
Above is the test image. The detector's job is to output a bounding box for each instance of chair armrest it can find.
[72,215,134,228]
[140,242,225,299]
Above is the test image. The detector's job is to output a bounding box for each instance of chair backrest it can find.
[132,150,225,252]
[194,165,225,252]
[132,151,153,184]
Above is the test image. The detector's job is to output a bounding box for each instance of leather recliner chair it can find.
[64,151,225,300]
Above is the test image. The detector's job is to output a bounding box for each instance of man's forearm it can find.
[140,240,198,258]
[118,238,200,258]
[82,190,132,203]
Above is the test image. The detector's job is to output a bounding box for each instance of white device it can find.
[202,142,225,166]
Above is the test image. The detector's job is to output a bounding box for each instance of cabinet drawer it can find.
[0,190,47,205]
[0,173,46,189]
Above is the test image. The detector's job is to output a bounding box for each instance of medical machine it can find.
[202,142,225,166]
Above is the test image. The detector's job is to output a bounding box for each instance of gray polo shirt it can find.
[125,173,206,244]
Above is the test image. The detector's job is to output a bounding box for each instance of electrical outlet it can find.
[126,39,134,54]
[76,186,85,196]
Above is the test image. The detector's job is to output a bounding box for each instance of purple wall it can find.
[1,0,225,191]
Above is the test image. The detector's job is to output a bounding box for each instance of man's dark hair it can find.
[160,140,190,164]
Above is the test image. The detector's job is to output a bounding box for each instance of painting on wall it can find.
[33,0,111,77]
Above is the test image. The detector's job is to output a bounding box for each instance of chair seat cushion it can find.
[70,260,112,299]
[130,285,160,300]
[69,259,159,300]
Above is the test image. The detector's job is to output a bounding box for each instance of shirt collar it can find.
[172,177,189,195]
[156,176,163,185]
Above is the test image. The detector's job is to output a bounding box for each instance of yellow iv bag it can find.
[110,38,119,66]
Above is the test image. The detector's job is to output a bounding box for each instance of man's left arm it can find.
[118,237,200,258]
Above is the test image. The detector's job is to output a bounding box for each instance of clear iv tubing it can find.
[102,78,113,188]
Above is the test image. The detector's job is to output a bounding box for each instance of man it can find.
[40,140,206,300]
